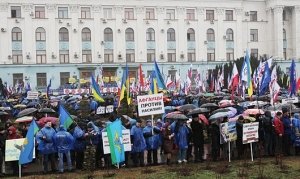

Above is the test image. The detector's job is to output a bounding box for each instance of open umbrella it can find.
[164,106,176,114]
[38,108,56,113]
[219,100,234,108]
[187,108,210,116]
[15,116,33,123]
[0,111,8,116]
[178,104,197,112]
[209,112,229,121]
[26,101,39,108]
[198,114,209,125]
[17,108,37,118]
[211,108,231,116]
[38,117,58,127]
[165,113,188,121]
[200,103,218,108]
[0,107,11,111]
[243,109,264,115]
[13,104,27,109]
[292,108,300,113]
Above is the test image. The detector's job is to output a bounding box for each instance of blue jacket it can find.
[36,126,57,154]
[53,126,74,153]
[89,100,98,111]
[291,115,300,142]
[73,126,86,151]
[130,125,146,153]
[86,122,101,145]
[143,126,161,150]
[174,123,189,149]
[283,116,292,135]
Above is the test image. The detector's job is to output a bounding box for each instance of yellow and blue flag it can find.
[59,105,74,130]
[154,60,167,90]
[19,120,39,165]
[245,49,253,97]
[149,71,158,94]
[106,119,125,165]
[119,64,131,106]
[91,75,105,103]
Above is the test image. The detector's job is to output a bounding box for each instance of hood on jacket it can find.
[8,126,16,134]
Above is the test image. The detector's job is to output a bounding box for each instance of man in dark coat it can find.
[262,111,275,156]
[282,108,292,156]
[236,116,244,159]
[191,115,204,162]
[0,126,6,176]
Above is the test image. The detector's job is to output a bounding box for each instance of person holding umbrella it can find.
[173,120,189,164]
[143,120,161,166]
[282,108,292,156]
[291,113,300,155]
[274,111,284,158]
[191,114,204,163]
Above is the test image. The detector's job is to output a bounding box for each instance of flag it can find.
[245,50,253,97]
[149,71,159,94]
[138,64,144,91]
[175,71,181,90]
[289,59,297,97]
[59,105,74,130]
[25,82,31,93]
[259,62,271,96]
[107,119,125,165]
[154,60,167,90]
[19,120,39,165]
[229,63,239,99]
[166,75,173,89]
[297,78,300,92]
[219,66,224,88]
[91,75,105,103]
[46,79,51,99]
[270,81,280,105]
[119,64,131,106]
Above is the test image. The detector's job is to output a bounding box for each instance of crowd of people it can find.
[0,92,299,177]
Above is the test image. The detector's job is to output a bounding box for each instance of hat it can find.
[136,119,142,123]
[282,108,288,114]
[294,113,299,119]
[276,111,282,116]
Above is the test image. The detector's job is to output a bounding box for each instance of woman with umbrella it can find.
[173,119,189,164]
[162,121,174,165]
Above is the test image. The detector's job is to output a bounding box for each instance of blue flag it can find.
[59,105,74,130]
[259,62,271,96]
[106,119,125,165]
[154,60,167,90]
[19,120,39,165]
[289,59,297,97]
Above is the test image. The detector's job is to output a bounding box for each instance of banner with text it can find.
[102,129,131,154]
[137,93,165,116]
[63,88,90,95]
[27,91,39,100]
[219,121,237,144]
[5,138,35,162]
[242,122,259,144]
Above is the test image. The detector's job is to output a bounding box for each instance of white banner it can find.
[63,88,90,95]
[242,122,259,144]
[96,106,106,114]
[105,105,114,113]
[5,138,35,162]
[137,93,165,116]
[282,97,299,104]
[101,87,119,93]
[102,129,131,154]
[27,91,39,100]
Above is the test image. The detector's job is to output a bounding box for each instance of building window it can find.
[104,50,113,63]
[206,10,214,20]
[13,73,23,86]
[35,6,45,18]
[186,9,195,20]
[250,49,258,59]
[81,7,91,19]
[283,10,286,21]
[145,8,155,20]
[250,11,257,21]
[167,51,176,62]
[226,28,234,41]
[146,28,155,41]
[58,7,68,18]
[166,9,175,20]
[82,50,92,63]
[60,72,70,86]
[36,51,46,64]
[147,50,155,62]
[187,28,195,41]
[37,73,47,88]
[36,27,46,41]
[207,49,215,61]
[283,28,286,41]
[250,29,258,42]
[207,28,215,41]
[11,6,21,18]
[103,8,112,19]
[82,28,91,41]
[126,50,135,62]
[12,51,22,64]
[104,28,113,41]
[167,28,175,41]
[124,8,134,20]
[188,51,196,62]
[12,27,22,41]
[125,28,134,41]
[225,10,233,21]
[168,70,176,82]
[283,48,287,60]
[59,28,69,41]
[59,50,69,63]
[226,51,234,61]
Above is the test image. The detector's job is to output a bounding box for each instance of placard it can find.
[219,121,237,144]
[101,87,119,93]
[102,130,131,154]
[5,138,35,162]
[242,122,259,144]
[106,105,114,113]
[96,106,106,114]
[63,88,90,95]
[137,93,165,116]
[282,97,299,104]
[27,91,39,100]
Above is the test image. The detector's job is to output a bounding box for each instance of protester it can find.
[53,125,74,173]
[143,120,161,165]
[130,119,146,167]
[236,116,244,159]
[173,120,189,164]
[191,115,204,162]
[262,111,275,156]
[72,122,86,170]
[282,108,292,156]
[274,112,284,156]
[7,125,22,175]
[36,121,57,173]
[0,126,6,176]
[162,122,174,165]
[292,113,300,155]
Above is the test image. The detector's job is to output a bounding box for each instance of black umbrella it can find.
[211,108,231,116]
[26,101,39,108]
[178,104,197,112]
[38,108,56,113]
[200,103,218,108]
[187,108,210,116]
[165,113,188,121]
[0,111,8,116]
[292,108,300,113]
[17,108,37,118]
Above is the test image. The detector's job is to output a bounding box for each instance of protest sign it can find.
[242,122,259,144]
[96,106,106,114]
[102,130,131,154]
[219,121,237,144]
[137,93,165,116]
[5,138,35,162]
[27,91,39,100]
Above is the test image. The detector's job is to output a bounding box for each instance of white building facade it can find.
[0,0,299,90]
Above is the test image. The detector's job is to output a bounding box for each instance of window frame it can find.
[206,10,214,21]
[124,8,134,20]
[145,8,155,20]
[125,28,134,41]
[226,28,234,41]
[250,29,258,42]
[167,28,176,41]
[187,28,195,41]
[207,29,215,41]
[81,28,91,41]
[11,6,21,18]
[59,28,69,41]
[81,7,91,19]
[225,10,233,21]
[250,11,257,21]
[186,9,195,20]
[166,9,175,20]
[36,73,47,88]
[58,7,68,19]
[36,28,46,41]
[35,6,45,19]
[104,28,113,41]
[146,28,155,41]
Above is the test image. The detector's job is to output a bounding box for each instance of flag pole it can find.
[19,164,21,178]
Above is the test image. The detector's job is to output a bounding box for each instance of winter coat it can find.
[89,100,98,112]
[282,116,292,136]
[174,123,189,149]
[7,126,22,139]
[36,126,57,154]
[191,120,204,145]
[73,126,86,151]
[236,121,243,141]
[262,112,274,134]
[53,126,74,153]
[130,125,146,153]
[143,126,161,150]
[273,116,284,136]
[291,114,300,143]
[162,126,174,153]
[85,122,101,146]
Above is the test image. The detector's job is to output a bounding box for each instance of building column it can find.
[177,7,186,63]
[196,7,205,61]
[294,6,300,58]
[266,8,273,56]
[235,8,243,59]
[136,6,145,63]
[216,8,225,61]
[273,6,284,59]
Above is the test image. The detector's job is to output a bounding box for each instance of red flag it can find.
[230,63,239,100]
[296,77,300,91]
[138,64,144,89]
